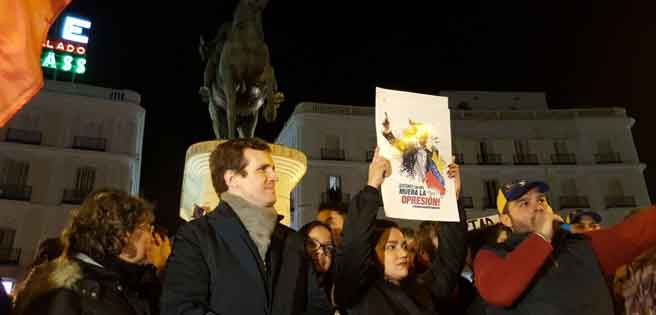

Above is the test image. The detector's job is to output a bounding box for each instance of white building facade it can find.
[0,80,145,281]
[276,91,650,230]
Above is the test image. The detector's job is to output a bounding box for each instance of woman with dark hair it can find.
[334,149,467,315]
[300,221,337,315]
[13,188,155,315]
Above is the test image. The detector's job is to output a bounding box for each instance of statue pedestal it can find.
[179,141,307,226]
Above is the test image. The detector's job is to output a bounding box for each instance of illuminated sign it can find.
[61,16,91,44]
[41,15,91,76]
[41,51,86,74]
[43,40,86,55]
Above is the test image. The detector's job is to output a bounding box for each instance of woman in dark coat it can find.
[334,150,466,315]
[13,188,156,315]
[300,221,338,315]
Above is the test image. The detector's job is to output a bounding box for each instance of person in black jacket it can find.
[13,188,156,315]
[161,138,316,315]
[300,221,337,315]
[334,148,467,315]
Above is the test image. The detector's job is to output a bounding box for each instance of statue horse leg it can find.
[222,69,238,139]
[237,112,258,138]
[208,101,228,139]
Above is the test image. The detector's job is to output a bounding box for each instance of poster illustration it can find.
[375,87,459,222]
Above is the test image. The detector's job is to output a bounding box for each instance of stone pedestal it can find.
[179,141,307,226]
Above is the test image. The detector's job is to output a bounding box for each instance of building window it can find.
[483,179,498,209]
[513,140,538,165]
[76,167,96,192]
[605,178,636,208]
[328,175,342,192]
[595,139,621,163]
[559,178,589,209]
[0,228,19,264]
[322,175,348,206]
[62,167,96,204]
[0,159,31,201]
[554,140,568,154]
[73,121,107,152]
[321,134,344,160]
[552,140,576,164]
[478,141,502,164]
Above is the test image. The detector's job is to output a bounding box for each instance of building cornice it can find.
[0,142,138,164]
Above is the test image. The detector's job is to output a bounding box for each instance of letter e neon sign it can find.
[61,16,91,44]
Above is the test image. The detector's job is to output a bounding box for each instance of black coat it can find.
[161,200,311,315]
[13,256,151,315]
[334,186,467,315]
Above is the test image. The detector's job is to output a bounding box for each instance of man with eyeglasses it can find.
[473,180,656,315]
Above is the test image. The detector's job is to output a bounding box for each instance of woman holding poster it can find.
[333,148,467,315]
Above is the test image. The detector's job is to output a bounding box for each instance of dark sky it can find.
[61,1,656,232]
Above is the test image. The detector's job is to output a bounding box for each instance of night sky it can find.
[61,1,656,232]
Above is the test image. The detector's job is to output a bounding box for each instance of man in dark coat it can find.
[161,138,312,315]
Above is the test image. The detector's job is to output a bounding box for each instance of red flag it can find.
[0,0,71,126]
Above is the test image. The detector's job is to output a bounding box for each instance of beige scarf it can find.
[220,192,278,264]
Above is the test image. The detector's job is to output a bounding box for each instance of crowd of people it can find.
[5,137,656,315]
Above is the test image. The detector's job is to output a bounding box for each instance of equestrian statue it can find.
[199,0,284,139]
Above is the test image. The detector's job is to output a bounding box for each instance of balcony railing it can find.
[595,152,622,164]
[321,191,351,204]
[62,189,91,205]
[366,150,375,162]
[73,136,107,152]
[320,148,345,161]
[477,154,503,165]
[513,154,539,165]
[0,248,21,264]
[5,128,42,145]
[551,153,577,165]
[559,196,590,209]
[459,196,474,209]
[605,196,636,208]
[0,184,32,201]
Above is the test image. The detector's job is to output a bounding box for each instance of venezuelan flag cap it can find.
[497,180,550,214]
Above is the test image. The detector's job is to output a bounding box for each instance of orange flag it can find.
[0,0,72,126]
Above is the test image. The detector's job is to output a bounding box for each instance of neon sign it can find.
[41,15,91,76]
[41,51,86,74]
[61,16,91,44]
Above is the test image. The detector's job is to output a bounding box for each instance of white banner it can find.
[375,87,459,222]
[467,214,500,231]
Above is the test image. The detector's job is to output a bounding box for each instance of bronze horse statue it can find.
[199,0,284,139]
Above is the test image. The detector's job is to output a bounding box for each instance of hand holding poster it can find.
[375,87,459,222]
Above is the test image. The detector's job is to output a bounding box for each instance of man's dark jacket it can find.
[161,200,310,315]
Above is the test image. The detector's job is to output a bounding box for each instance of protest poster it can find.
[375,87,459,222]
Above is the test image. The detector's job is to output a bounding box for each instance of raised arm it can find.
[586,206,656,275]
[333,148,390,308]
[420,205,467,299]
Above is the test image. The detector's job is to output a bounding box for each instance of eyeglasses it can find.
[305,239,335,256]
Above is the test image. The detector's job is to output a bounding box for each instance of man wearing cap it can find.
[473,179,656,315]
